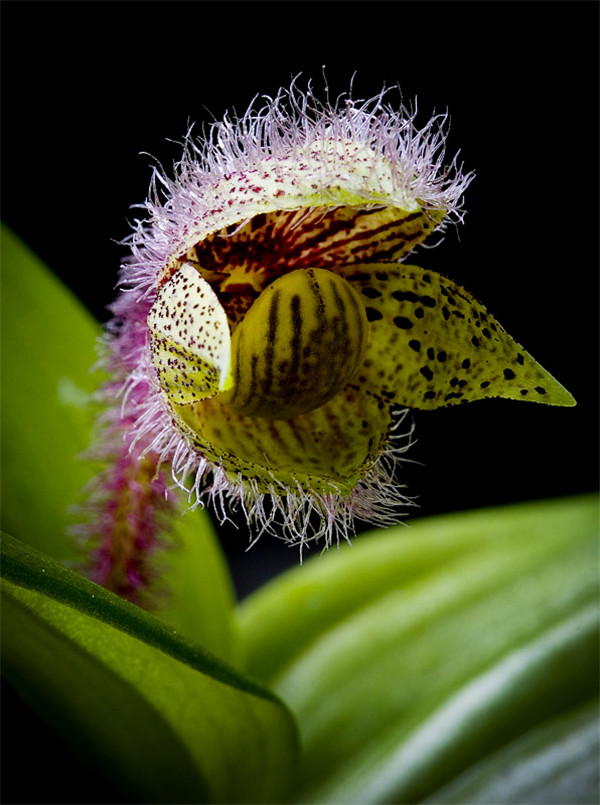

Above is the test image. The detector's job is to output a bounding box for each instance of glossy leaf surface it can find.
[1,532,299,804]
[238,495,599,803]
[425,699,599,804]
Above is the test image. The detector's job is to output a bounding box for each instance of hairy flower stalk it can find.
[75,398,177,605]
[82,80,575,598]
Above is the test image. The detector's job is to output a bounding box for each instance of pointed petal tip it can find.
[527,357,577,408]
[513,368,577,408]
[546,384,577,408]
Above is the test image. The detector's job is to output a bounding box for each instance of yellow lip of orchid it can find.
[95,80,575,554]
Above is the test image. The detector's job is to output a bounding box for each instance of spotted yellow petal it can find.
[338,263,576,409]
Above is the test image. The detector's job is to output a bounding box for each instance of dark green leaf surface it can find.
[238,495,599,803]
[1,532,299,803]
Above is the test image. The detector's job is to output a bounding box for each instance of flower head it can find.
[83,79,575,586]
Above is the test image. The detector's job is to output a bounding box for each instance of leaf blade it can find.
[0,224,101,558]
[238,495,599,803]
[1,532,299,803]
[153,506,240,664]
[424,698,600,804]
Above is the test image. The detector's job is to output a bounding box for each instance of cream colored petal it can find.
[147,263,232,405]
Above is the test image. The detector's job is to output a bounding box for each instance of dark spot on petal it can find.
[409,339,421,352]
[517,353,525,365]
[472,336,480,347]
[420,365,434,381]
[362,287,382,299]
[442,306,450,320]
[346,272,371,282]
[427,347,435,360]
[535,386,547,394]
[393,316,413,329]
[392,290,419,304]
[251,213,267,231]
[424,390,436,399]
[437,350,447,362]
[480,380,490,388]
[504,368,516,380]
[365,307,383,321]
[462,358,471,369]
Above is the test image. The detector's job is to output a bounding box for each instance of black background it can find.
[2,1,599,802]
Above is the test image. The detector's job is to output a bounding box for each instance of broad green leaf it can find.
[238,495,599,803]
[1,532,299,803]
[0,224,101,559]
[0,225,238,661]
[424,698,599,804]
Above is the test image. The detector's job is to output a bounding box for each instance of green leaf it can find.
[424,699,599,804]
[238,495,599,803]
[0,224,238,661]
[1,532,299,803]
[0,224,101,559]
[155,506,240,664]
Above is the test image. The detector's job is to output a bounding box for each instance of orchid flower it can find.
[81,81,575,601]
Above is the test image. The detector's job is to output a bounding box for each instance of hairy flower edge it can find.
[76,78,574,598]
